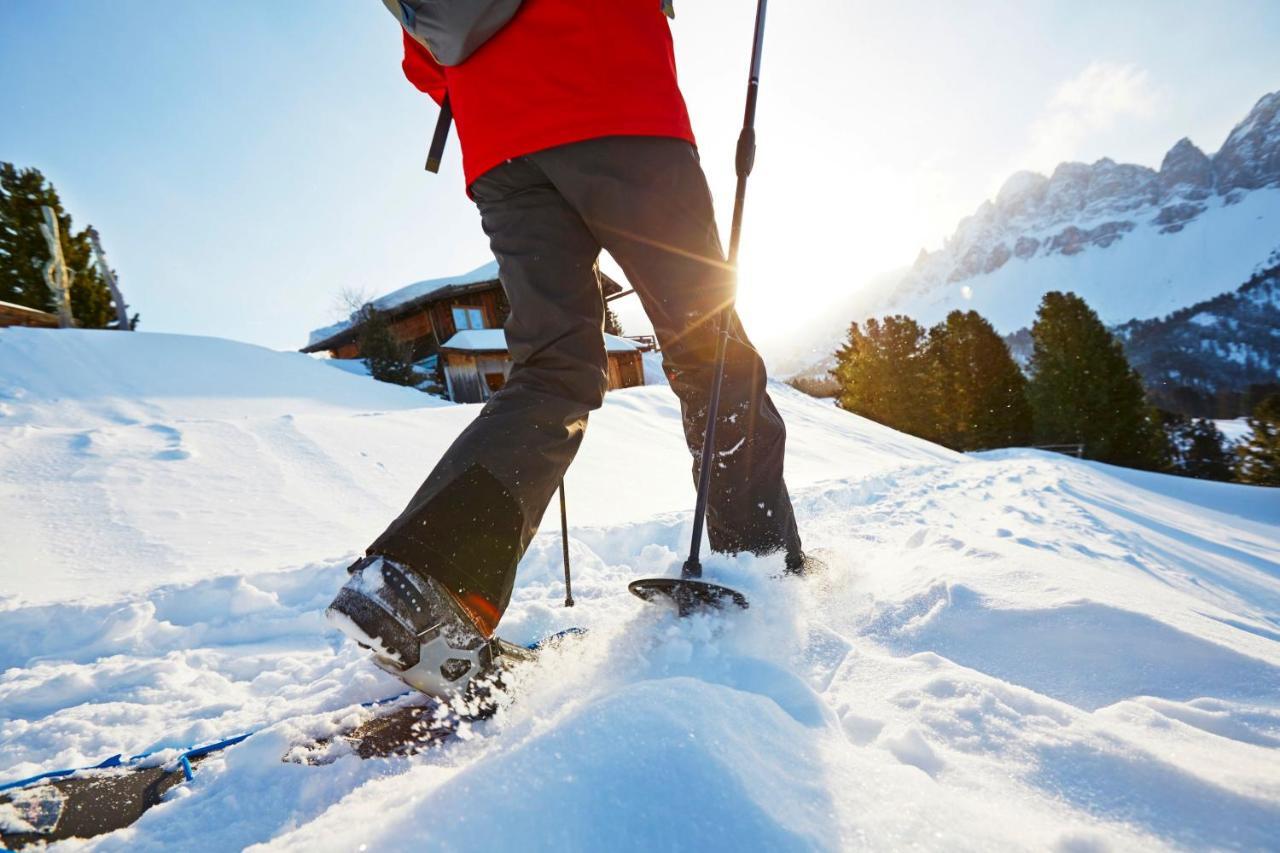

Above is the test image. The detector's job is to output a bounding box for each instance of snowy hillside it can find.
[2,329,1279,850]
[1116,261,1280,402]
[775,90,1280,380]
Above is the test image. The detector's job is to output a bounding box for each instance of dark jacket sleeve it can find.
[401,30,447,106]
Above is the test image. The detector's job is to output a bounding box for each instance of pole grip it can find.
[735,127,756,178]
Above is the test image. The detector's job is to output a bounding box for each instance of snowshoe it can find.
[0,761,197,850]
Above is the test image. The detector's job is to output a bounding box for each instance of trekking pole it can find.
[559,480,574,607]
[682,0,769,582]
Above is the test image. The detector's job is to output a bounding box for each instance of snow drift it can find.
[1,328,1278,850]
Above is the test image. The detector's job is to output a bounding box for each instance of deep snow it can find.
[1,328,1278,851]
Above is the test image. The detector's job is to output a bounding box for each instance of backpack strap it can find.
[426,96,453,174]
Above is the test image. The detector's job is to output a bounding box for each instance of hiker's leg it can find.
[368,157,607,633]
[534,136,802,559]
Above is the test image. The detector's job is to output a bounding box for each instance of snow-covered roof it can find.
[306,261,500,349]
[441,329,639,353]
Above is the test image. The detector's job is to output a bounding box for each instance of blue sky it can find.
[2,1,1278,352]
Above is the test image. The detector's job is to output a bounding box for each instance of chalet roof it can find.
[441,329,639,354]
[303,261,625,353]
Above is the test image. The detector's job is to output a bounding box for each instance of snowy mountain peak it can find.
[913,89,1280,295]
[1213,89,1280,193]
[874,89,1280,328]
[1159,137,1213,200]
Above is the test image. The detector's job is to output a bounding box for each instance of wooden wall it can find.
[443,352,514,403]
[608,351,644,390]
[444,349,642,403]
[389,311,433,346]
[0,302,60,329]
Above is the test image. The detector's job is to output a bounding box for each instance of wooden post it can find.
[87,227,131,330]
[39,206,74,329]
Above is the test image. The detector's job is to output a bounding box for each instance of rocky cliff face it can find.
[905,91,1280,291]
[1214,90,1280,193]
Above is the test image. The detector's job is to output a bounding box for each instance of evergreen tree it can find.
[0,162,117,327]
[831,315,939,440]
[356,305,418,387]
[927,310,1032,450]
[1162,412,1234,481]
[1234,394,1280,486]
[604,304,625,337]
[1027,291,1168,469]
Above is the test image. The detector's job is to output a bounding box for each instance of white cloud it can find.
[1024,62,1164,171]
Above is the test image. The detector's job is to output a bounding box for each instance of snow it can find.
[2,329,1279,850]
[442,329,639,353]
[306,261,499,348]
[318,356,373,378]
[1216,417,1254,446]
[641,350,668,386]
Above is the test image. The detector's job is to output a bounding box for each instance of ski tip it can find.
[628,577,749,616]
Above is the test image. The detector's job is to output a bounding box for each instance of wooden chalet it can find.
[0,300,61,329]
[439,328,644,403]
[303,261,650,403]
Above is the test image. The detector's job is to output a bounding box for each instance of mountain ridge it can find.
[775,89,1280,404]
[901,89,1280,313]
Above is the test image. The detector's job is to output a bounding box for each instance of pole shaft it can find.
[684,0,769,578]
[559,480,574,606]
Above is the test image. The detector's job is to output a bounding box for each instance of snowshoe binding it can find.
[325,554,531,700]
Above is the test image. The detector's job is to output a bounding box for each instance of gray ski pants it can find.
[368,136,801,631]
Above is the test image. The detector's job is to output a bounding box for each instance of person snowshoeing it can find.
[327,0,806,698]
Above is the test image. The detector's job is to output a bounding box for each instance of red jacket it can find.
[401,0,696,188]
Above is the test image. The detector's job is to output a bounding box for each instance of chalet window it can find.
[452,306,486,330]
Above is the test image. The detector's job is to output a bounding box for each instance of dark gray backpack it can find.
[380,0,524,66]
